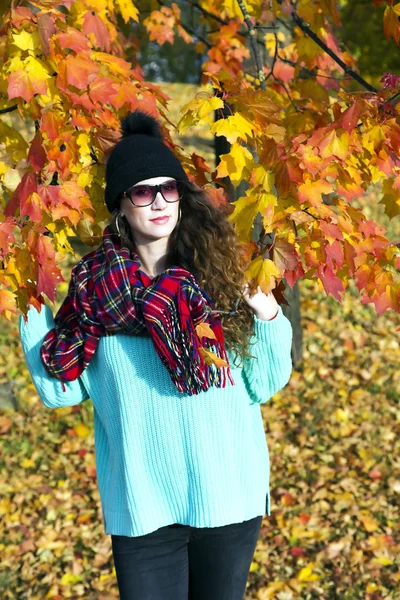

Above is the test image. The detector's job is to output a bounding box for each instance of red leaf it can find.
[291,547,306,557]
[336,99,365,133]
[59,53,100,90]
[28,131,46,172]
[0,218,16,257]
[41,111,63,142]
[37,12,56,55]
[318,265,345,300]
[82,11,111,52]
[20,192,43,222]
[4,172,37,217]
[56,28,90,53]
[36,235,64,301]
[283,261,305,289]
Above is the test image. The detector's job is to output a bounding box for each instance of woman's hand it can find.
[243,284,279,321]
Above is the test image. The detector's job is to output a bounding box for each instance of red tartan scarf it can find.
[40,227,234,395]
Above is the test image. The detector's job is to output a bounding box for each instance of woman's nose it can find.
[153,190,167,208]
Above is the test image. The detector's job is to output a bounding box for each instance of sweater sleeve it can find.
[241,305,293,405]
[18,305,90,409]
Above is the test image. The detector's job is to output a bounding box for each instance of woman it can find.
[19,110,293,600]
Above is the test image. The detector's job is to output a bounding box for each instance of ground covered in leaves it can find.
[0,276,398,600]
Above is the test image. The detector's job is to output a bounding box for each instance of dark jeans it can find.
[111,515,263,600]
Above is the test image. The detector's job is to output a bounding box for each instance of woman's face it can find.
[120,176,180,245]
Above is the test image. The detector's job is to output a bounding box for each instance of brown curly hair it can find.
[108,180,255,365]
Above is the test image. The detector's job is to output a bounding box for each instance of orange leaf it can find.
[196,322,217,340]
[0,290,17,317]
[199,347,229,368]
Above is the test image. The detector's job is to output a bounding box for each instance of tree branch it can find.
[187,1,228,25]
[236,0,266,91]
[0,105,18,115]
[265,31,279,82]
[291,12,377,93]
[156,0,211,48]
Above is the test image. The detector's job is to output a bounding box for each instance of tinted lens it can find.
[129,185,154,206]
[161,181,179,201]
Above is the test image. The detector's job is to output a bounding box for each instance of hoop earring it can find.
[177,207,182,226]
[116,214,123,237]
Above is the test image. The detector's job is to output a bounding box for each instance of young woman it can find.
[19,110,293,600]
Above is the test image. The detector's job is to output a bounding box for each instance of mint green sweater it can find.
[19,304,293,538]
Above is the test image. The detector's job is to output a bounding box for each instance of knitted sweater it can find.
[19,304,293,538]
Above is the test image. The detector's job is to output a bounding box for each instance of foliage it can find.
[0,0,400,318]
[338,0,400,83]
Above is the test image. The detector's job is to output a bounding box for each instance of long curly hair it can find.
[108,180,256,365]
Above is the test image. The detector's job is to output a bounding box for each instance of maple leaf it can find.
[244,256,281,295]
[229,191,276,241]
[216,142,254,186]
[272,239,298,272]
[27,131,46,173]
[0,290,17,318]
[298,179,334,208]
[37,12,56,55]
[317,265,345,301]
[335,99,366,133]
[55,28,90,53]
[178,95,224,133]
[383,3,400,43]
[0,218,16,258]
[59,53,100,90]
[7,56,50,102]
[82,11,111,52]
[115,0,139,23]
[199,347,229,368]
[4,172,37,217]
[195,322,217,340]
[211,112,255,144]
[379,178,400,219]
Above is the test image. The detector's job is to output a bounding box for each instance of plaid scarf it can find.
[40,227,234,395]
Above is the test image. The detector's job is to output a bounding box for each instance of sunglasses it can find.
[122,180,183,207]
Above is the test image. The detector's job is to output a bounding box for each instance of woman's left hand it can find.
[243,284,279,321]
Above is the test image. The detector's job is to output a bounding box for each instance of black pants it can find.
[111,515,263,600]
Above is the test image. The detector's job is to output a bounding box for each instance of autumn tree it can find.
[0,0,399,353]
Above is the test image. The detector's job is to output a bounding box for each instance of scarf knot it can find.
[40,228,234,395]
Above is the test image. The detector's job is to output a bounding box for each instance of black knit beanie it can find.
[104,110,189,213]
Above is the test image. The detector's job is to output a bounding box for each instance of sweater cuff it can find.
[253,306,288,342]
[19,304,55,344]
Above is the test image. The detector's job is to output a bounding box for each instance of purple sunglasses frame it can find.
[122,180,184,207]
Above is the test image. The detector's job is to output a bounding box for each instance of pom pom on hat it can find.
[120,110,163,140]
[105,110,189,213]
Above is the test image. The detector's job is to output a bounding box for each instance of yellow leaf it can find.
[366,583,379,593]
[76,132,92,167]
[199,347,229,368]
[211,112,254,144]
[244,256,281,295]
[229,189,277,241]
[371,555,393,567]
[60,573,84,586]
[216,142,254,185]
[222,0,253,19]
[319,130,350,160]
[12,31,41,51]
[74,423,90,438]
[251,165,275,192]
[358,511,379,532]
[0,289,17,317]
[21,458,35,468]
[298,179,334,207]
[178,95,224,133]
[297,563,320,582]
[115,0,139,22]
[196,322,217,340]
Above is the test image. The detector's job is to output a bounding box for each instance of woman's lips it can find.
[150,216,170,224]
